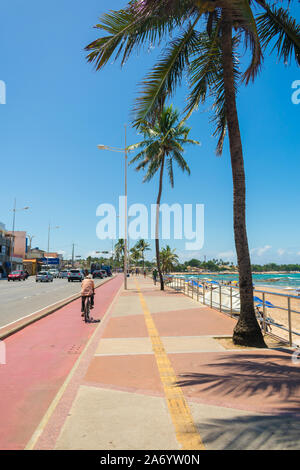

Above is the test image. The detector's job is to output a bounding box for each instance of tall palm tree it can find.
[135,239,151,270]
[160,245,179,273]
[128,105,200,290]
[86,0,299,346]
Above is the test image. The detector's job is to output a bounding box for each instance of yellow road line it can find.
[135,280,205,451]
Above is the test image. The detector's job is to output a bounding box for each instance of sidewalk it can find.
[20,275,299,451]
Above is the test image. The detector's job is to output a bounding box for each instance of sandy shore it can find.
[252,285,300,346]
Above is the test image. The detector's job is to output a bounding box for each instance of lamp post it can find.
[47,224,60,268]
[97,125,128,289]
[28,234,35,251]
[10,198,30,272]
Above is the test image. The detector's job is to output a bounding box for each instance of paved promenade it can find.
[1,275,300,450]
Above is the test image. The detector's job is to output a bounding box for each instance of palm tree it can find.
[114,238,125,267]
[160,245,179,274]
[128,105,200,290]
[130,246,142,265]
[135,239,151,270]
[86,1,299,346]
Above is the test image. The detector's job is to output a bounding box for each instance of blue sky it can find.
[0,0,299,264]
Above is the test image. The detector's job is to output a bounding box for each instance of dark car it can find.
[8,270,27,281]
[92,270,104,279]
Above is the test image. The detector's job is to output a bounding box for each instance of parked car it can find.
[8,270,27,281]
[92,270,104,279]
[59,270,69,279]
[36,271,54,282]
[68,269,84,282]
[100,270,108,278]
[49,269,59,278]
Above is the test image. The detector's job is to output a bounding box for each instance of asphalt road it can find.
[0,276,106,329]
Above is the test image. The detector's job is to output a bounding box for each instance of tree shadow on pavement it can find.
[194,412,300,450]
[176,352,300,404]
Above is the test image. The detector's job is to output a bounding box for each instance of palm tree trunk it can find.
[221,10,266,347]
[156,156,165,290]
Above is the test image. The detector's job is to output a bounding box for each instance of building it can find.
[24,247,45,275]
[26,247,45,260]
[0,222,11,278]
[6,230,27,272]
[6,231,27,258]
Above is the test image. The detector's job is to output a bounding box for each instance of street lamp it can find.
[10,198,30,272]
[47,224,60,267]
[97,125,128,289]
[28,234,35,251]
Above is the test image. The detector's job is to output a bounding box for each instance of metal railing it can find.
[165,275,300,347]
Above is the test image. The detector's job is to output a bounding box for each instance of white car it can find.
[36,271,54,282]
[59,270,69,279]
[49,269,59,278]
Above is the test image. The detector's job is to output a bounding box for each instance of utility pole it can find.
[10,199,29,272]
[10,198,16,273]
[47,224,59,268]
[72,243,75,267]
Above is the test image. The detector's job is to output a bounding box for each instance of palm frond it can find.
[85,8,177,70]
[133,14,202,126]
[256,4,300,65]
[185,26,221,118]
[185,26,239,156]
[227,0,263,83]
[167,157,174,187]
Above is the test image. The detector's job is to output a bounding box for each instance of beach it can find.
[251,285,300,346]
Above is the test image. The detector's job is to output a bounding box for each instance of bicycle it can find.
[83,295,92,323]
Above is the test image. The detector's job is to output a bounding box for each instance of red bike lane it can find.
[0,275,123,450]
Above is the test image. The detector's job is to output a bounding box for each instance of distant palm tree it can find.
[135,239,151,270]
[128,105,200,290]
[130,246,141,265]
[114,239,125,266]
[160,245,179,274]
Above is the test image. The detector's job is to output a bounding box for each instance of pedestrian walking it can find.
[152,268,158,286]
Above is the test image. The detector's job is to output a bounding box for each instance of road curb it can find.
[0,276,115,341]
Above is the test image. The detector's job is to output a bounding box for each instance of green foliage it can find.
[160,245,179,273]
[128,104,200,186]
[251,263,300,272]
[86,1,300,154]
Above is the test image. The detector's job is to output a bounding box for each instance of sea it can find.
[182,273,300,291]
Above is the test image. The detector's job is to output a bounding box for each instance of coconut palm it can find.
[135,239,151,270]
[114,238,125,266]
[160,245,179,273]
[86,0,299,346]
[130,246,142,265]
[128,105,200,290]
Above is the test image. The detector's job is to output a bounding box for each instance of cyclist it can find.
[81,273,95,318]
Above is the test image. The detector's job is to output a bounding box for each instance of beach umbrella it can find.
[253,296,275,309]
